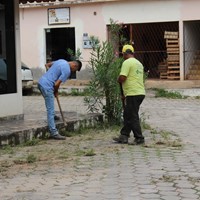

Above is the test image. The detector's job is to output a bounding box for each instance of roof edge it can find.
[19,0,122,8]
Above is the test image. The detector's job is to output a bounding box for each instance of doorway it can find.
[45,27,77,78]
[184,20,200,80]
[114,22,179,79]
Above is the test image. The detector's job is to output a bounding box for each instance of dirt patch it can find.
[0,127,121,178]
[0,126,181,178]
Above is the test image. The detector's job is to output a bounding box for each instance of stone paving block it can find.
[161,196,181,200]
[1,93,200,199]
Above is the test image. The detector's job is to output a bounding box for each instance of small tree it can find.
[84,19,127,125]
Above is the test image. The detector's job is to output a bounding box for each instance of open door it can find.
[45,27,77,78]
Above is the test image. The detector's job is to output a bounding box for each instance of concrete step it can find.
[0,112,103,146]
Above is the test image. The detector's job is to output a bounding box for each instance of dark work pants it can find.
[120,95,145,139]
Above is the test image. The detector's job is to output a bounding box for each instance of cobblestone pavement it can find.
[1,91,200,200]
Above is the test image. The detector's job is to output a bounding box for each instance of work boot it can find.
[54,115,60,121]
[113,135,128,144]
[49,133,66,140]
[131,138,145,145]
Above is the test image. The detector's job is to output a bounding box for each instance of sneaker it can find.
[54,115,60,121]
[113,135,128,144]
[49,133,66,140]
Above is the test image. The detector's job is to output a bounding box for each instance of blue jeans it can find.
[38,83,58,136]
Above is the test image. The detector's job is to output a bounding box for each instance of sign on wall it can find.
[48,7,70,25]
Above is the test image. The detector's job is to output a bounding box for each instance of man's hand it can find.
[54,88,59,97]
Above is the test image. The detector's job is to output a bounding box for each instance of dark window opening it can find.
[131,22,178,79]
[45,27,77,79]
[0,0,17,94]
[184,20,200,80]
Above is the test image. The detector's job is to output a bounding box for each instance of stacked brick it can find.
[186,51,200,80]
[158,60,168,79]
[164,31,180,80]
[158,31,180,79]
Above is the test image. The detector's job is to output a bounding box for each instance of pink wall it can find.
[20,0,200,81]
[20,3,107,70]
[181,0,200,20]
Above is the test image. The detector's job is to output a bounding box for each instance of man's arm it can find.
[118,75,127,83]
[54,79,62,97]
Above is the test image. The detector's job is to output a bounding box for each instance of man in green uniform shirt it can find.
[113,44,145,145]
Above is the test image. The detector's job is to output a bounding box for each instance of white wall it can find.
[0,0,23,118]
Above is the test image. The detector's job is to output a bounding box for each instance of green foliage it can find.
[84,41,123,124]
[155,88,185,99]
[21,137,41,146]
[84,19,127,125]
[108,18,127,46]
[67,48,82,60]
[1,145,14,154]
[75,148,96,157]
[26,154,37,163]
[70,88,89,96]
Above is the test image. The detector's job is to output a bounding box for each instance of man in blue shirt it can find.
[38,59,82,140]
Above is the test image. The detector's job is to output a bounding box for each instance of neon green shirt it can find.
[120,57,145,96]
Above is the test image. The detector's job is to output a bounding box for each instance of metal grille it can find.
[184,20,200,80]
[121,22,179,79]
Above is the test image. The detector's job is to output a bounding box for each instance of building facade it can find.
[19,0,200,83]
[1,0,200,119]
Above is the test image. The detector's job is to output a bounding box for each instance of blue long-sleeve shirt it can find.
[38,59,70,91]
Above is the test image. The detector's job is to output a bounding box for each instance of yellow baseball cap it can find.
[122,45,134,53]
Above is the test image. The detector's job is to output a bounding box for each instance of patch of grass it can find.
[21,137,41,146]
[154,88,185,99]
[75,148,96,157]
[13,159,27,165]
[13,154,37,164]
[160,174,176,182]
[26,154,37,163]
[140,113,152,130]
[75,149,86,156]
[159,130,171,140]
[58,153,69,159]
[85,149,96,156]
[71,88,88,96]
[168,139,182,148]
[141,121,152,130]
[60,130,76,137]
[58,88,89,96]
[0,161,12,173]
[144,127,183,149]
[1,145,14,154]
[140,112,182,148]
